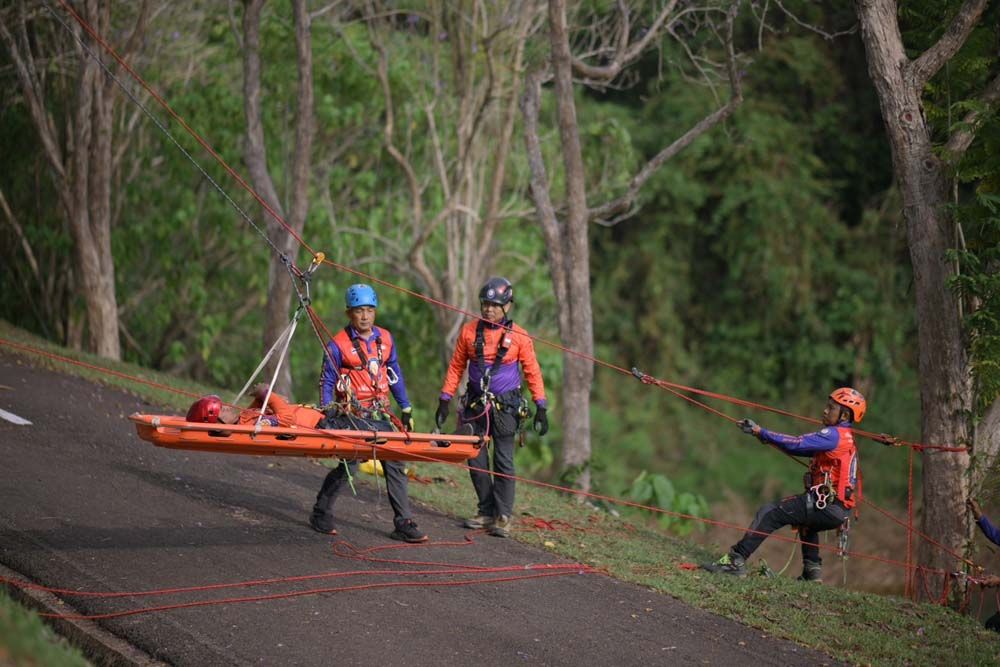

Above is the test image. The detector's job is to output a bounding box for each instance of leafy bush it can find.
[626,470,710,536]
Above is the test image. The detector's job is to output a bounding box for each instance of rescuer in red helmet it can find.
[702,388,866,582]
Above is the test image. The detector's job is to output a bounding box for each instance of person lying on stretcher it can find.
[186,384,323,428]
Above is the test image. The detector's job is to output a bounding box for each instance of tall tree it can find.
[855,0,1000,597]
[241,0,315,394]
[362,1,546,356]
[522,0,744,490]
[0,0,152,359]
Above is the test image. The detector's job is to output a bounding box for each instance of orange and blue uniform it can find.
[759,423,860,508]
[312,323,417,538]
[731,420,860,568]
[440,317,546,521]
[320,326,410,411]
[440,318,546,408]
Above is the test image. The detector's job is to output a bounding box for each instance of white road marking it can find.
[0,408,32,425]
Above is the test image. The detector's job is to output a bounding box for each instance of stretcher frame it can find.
[129,414,483,463]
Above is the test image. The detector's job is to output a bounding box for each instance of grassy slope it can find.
[1,321,997,666]
[0,590,89,667]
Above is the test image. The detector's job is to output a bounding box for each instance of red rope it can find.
[19,1,979,614]
[37,570,588,621]
[906,447,915,598]
[48,0,968,456]
[0,335,978,578]
[0,535,596,621]
[53,0,316,260]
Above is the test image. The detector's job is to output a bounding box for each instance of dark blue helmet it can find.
[345,284,378,309]
[479,277,513,306]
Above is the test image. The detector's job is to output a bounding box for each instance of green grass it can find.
[0,320,224,412]
[407,461,999,665]
[2,320,999,665]
[0,590,89,667]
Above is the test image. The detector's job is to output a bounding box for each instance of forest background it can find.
[1,0,998,594]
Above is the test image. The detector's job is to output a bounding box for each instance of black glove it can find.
[738,418,758,435]
[435,399,450,429]
[533,406,549,436]
[400,407,414,432]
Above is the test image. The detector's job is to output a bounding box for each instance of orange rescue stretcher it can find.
[129,414,484,463]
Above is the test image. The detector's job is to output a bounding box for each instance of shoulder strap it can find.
[475,319,514,392]
[345,327,384,386]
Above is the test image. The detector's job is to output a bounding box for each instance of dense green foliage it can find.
[1,1,997,519]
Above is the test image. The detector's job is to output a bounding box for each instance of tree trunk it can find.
[547,0,594,490]
[855,0,982,599]
[523,0,742,490]
[241,0,314,396]
[1,0,124,359]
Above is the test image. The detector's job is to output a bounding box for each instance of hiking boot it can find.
[701,551,747,577]
[797,560,822,583]
[390,519,429,543]
[309,518,338,536]
[488,515,512,538]
[463,514,496,529]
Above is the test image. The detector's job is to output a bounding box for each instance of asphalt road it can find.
[0,350,838,666]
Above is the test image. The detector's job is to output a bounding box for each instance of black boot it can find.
[797,559,822,582]
[701,551,747,577]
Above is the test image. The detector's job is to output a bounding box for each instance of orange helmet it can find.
[186,395,222,423]
[830,387,866,423]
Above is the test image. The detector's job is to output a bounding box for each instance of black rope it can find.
[39,0,286,262]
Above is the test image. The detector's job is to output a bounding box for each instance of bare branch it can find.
[571,0,682,82]
[771,0,856,42]
[474,26,528,277]
[909,0,989,89]
[590,0,744,225]
[520,69,567,310]
[365,7,438,300]
[117,276,164,319]
[0,9,66,183]
[226,0,243,50]
[943,72,1000,159]
[0,186,42,285]
[310,1,345,21]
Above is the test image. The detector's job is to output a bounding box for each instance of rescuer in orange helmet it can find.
[702,388,866,582]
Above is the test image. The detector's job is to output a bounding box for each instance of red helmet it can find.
[830,387,866,423]
[186,395,222,423]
